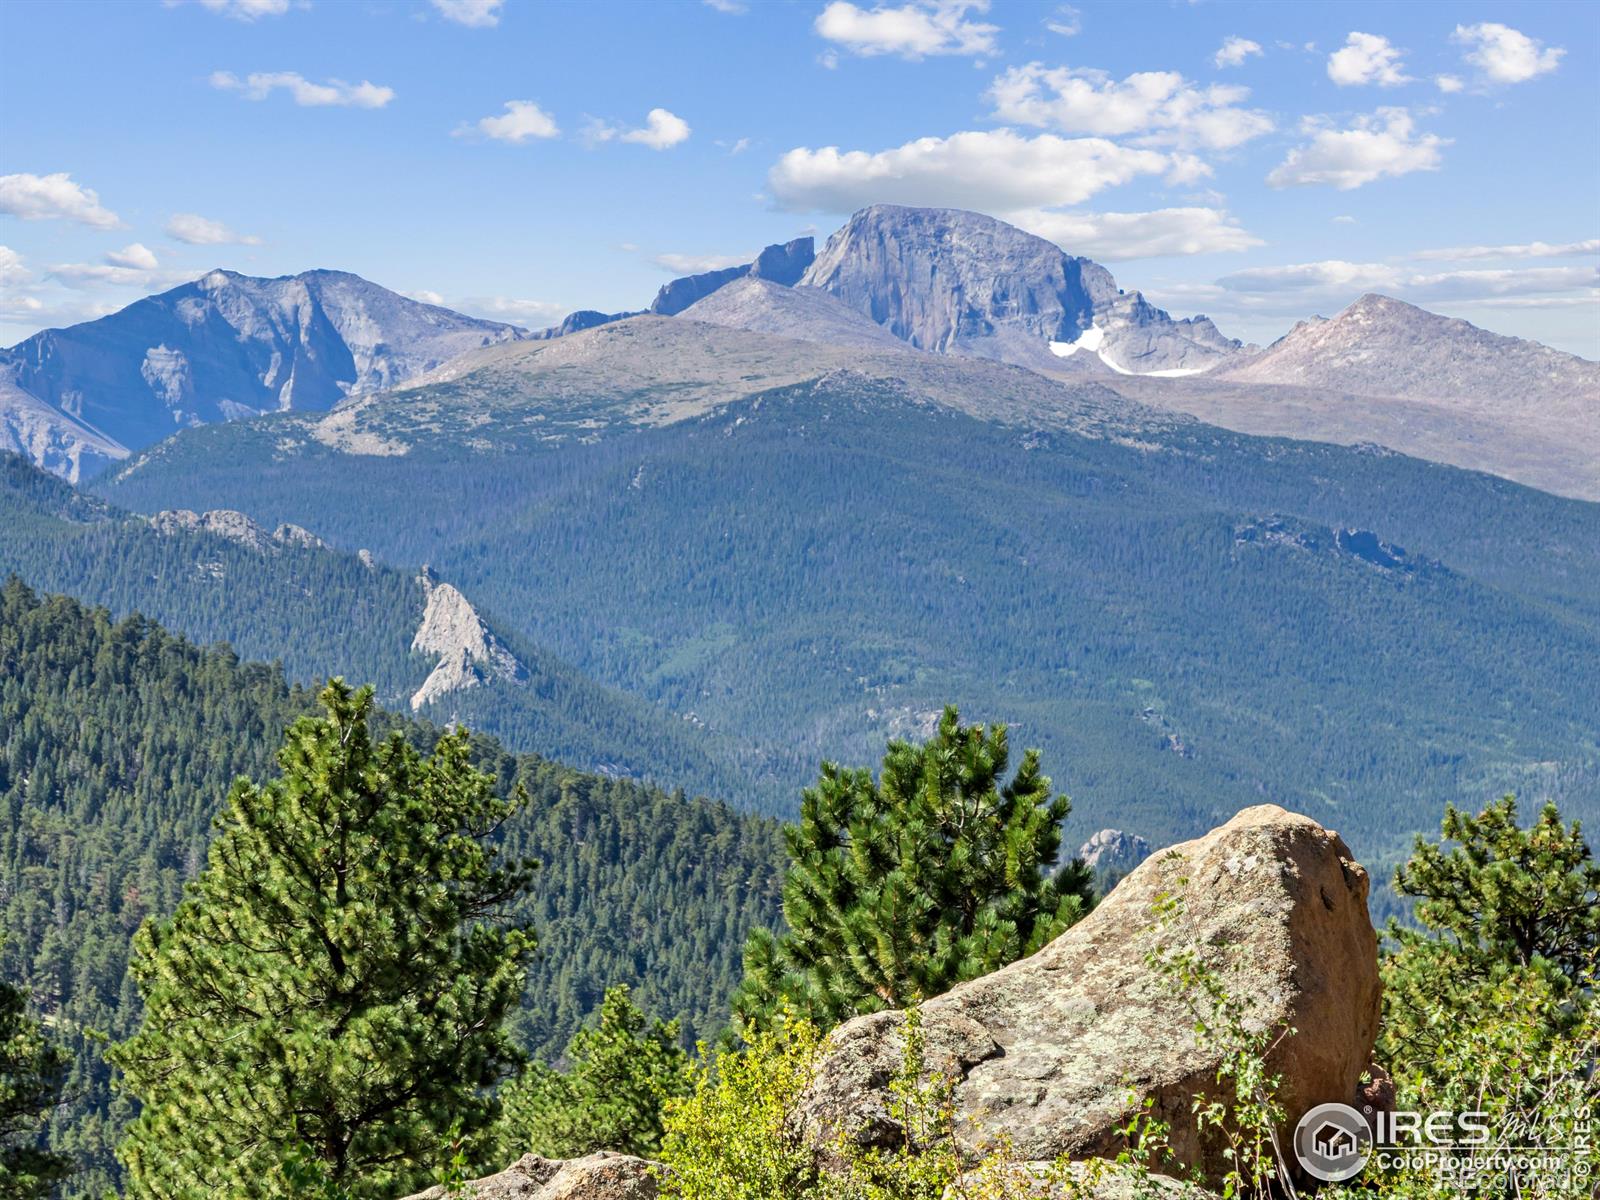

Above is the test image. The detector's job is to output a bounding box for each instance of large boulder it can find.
[794,805,1379,1182]
[401,1152,659,1200]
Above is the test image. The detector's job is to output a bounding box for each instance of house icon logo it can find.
[1294,1102,1372,1182]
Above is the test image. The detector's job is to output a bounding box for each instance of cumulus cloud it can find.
[105,243,159,270]
[1267,109,1446,191]
[0,172,122,229]
[767,128,1173,212]
[1411,238,1600,261]
[431,0,503,26]
[586,108,692,150]
[1005,206,1262,260]
[49,244,190,290]
[988,64,1273,151]
[1434,74,1464,93]
[210,70,394,108]
[165,212,261,245]
[622,108,692,150]
[457,100,560,143]
[1326,32,1412,87]
[0,245,30,286]
[1452,22,1563,84]
[1213,37,1262,69]
[814,0,998,59]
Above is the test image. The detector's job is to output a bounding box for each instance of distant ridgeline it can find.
[90,355,1600,864]
[0,450,785,812]
[0,580,785,1200]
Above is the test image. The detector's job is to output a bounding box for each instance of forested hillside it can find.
[95,375,1600,862]
[0,452,768,808]
[0,580,785,1198]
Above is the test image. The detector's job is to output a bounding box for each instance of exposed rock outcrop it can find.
[793,805,1380,1184]
[1077,828,1152,874]
[409,569,523,710]
[649,237,816,315]
[149,508,332,554]
[149,508,271,552]
[402,1152,658,1200]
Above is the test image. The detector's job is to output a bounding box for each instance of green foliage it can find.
[496,984,693,1161]
[736,708,1092,1031]
[1393,794,1599,978]
[110,681,537,1198]
[0,452,756,809]
[0,947,70,1199]
[87,380,1600,855]
[658,1017,823,1200]
[0,580,786,1197]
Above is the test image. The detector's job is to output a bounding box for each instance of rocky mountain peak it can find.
[1,269,527,478]
[797,205,1244,377]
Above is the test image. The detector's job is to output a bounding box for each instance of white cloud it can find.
[1216,259,1597,306]
[406,289,447,306]
[431,0,504,26]
[192,0,292,18]
[452,295,565,326]
[1005,206,1262,260]
[105,243,159,270]
[1326,32,1412,87]
[1044,5,1080,36]
[1411,238,1600,262]
[768,128,1172,212]
[1434,74,1464,94]
[1332,215,1357,224]
[0,246,30,286]
[0,172,122,229]
[165,212,261,245]
[457,100,560,143]
[1213,37,1262,69]
[703,0,747,11]
[1267,108,1445,191]
[1452,22,1564,85]
[586,109,692,150]
[622,108,691,150]
[988,63,1273,151]
[210,70,394,108]
[651,251,752,274]
[814,1,998,60]
[1220,260,1403,295]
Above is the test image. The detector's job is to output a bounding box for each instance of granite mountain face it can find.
[0,268,525,479]
[7,205,1597,496]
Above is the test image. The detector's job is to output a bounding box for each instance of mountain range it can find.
[0,268,523,479]
[5,205,1596,498]
[2,202,1597,862]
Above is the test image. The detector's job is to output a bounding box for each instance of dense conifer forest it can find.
[0,580,785,1198]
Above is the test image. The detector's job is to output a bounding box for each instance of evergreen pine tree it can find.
[0,944,70,1199]
[734,707,1093,1031]
[1380,796,1599,1088]
[495,983,693,1160]
[110,681,537,1200]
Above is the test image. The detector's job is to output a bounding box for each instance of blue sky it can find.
[2,0,1596,353]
